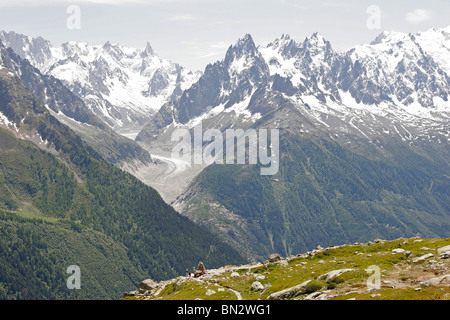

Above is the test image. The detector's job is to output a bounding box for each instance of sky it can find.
[0,0,449,71]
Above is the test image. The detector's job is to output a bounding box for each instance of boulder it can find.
[197,261,206,272]
[251,281,265,291]
[392,248,405,254]
[419,274,450,287]
[266,280,311,300]
[437,245,450,255]
[230,272,240,278]
[317,269,355,281]
[278,260,288,266]
[413,253,434,263]
[269,254,281,263]
[194,270,204,278]
[205,289,216,296]
[304,291,323,300]
[139,279,158,290]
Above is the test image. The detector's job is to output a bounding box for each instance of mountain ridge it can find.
[0,30,202,134]
[0,60,246,299]
[132,26,450,261]
[0,39,152,166]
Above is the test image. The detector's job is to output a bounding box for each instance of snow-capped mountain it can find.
[0,31,201,134]
[136,28,450,260]
[415,26,450,76]
[137,27,450,151]
[0,39,152,165]
[136,34,270,144]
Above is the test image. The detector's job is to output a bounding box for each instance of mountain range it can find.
[0,36,243,299]
[0,26,449,298]
[135,28,450,260]
[0,30,201,135]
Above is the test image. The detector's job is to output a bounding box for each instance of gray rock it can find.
[413,253,434,263]
[230,272,240,278]
[275,259,288,267]
[437,245,450,255]
[266,280,311,300]
[197,261,206,272]
[303,291,323,300]
[139,279,158,290]
[251,281,265,291]
[205,289,216,296]
[419,274,450,287]
[317,269,355,281]
[269,254,282,263]
[303,290,335,300]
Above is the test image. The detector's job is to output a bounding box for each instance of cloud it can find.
[209,41,229,50]
[166,13,196,22]
[0,0,218,6]
[321,2,349,8]
[280,0,306,10]
[180,40,228,59]
[0,0,150,7]
[405,9,432,24]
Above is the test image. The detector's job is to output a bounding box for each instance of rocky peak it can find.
[370,31,409,46]
[0,30,52,69]
[223,34,269,83]
[305,32,327,46]
[224,34,258,66]
[301,32,334,59]
[141,41,155,57]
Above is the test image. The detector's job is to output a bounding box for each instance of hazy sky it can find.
[0,0,449,71]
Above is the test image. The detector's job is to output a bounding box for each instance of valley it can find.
[0,22,449,300]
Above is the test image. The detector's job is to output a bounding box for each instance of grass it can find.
[13,202,60,223]
[129,237,450,301]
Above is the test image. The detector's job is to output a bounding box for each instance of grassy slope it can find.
[125,237,450,300]
[0,68,246,299]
